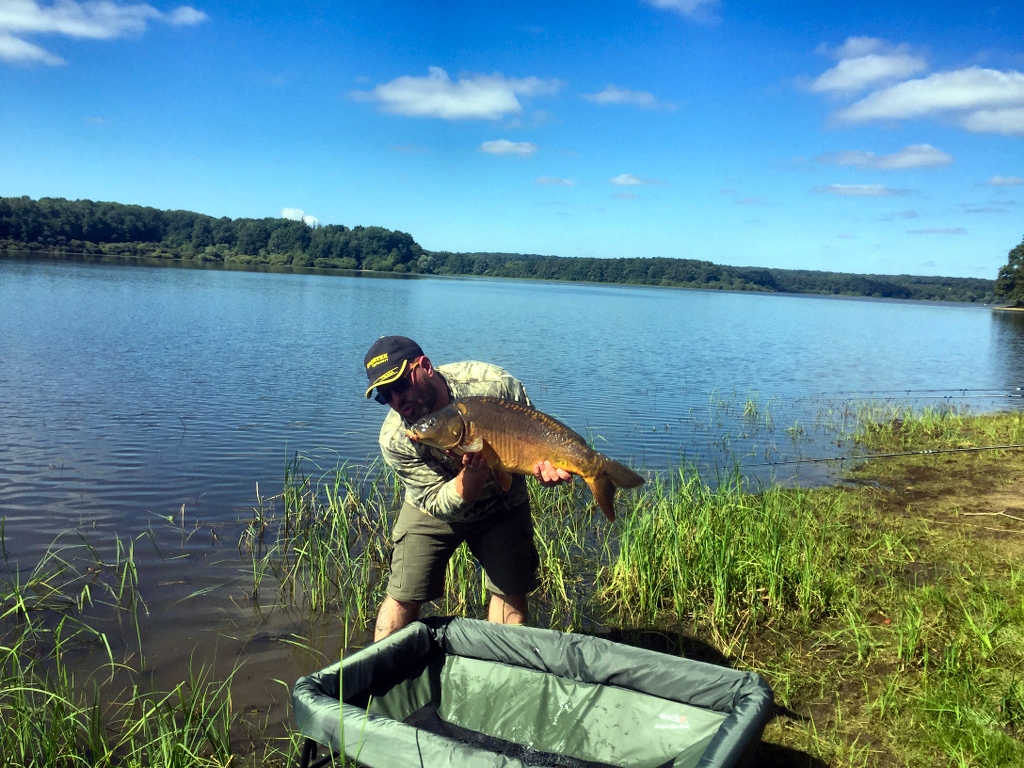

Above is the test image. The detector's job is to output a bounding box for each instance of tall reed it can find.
[239,458,397,629]
[597,469,849,650]
[0,529,240,767]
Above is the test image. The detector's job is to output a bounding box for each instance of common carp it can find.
[406,396,645,521]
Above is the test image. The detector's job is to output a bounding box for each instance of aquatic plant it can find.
[0,532,242,768]
[5,405,1024,767]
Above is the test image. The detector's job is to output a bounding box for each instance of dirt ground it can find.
[756,445,1024,767]
[855,447,1024,552]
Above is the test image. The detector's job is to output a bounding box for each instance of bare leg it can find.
[488,593,528,625]
[374,595,422,641]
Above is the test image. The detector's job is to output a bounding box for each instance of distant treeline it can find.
[0,196,996,303]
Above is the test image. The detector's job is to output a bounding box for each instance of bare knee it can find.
[375,595,421,641]
[488,593,528,625]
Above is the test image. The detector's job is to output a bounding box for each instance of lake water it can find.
[3,256,1024,720]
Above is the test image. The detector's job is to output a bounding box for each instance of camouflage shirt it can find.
[378,361,532,523]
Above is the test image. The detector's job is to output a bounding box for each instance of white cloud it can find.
[0,29,62,63]
[987,175,1024,186]
[281,208,319,227]
[166,6,204,25]
[962,107,1024,136]
[611,174,643,186]
[480,139,537,156]
[583,84,664,109]
[610,173,665,186]
[815,144,952,170]
[0,0,206,64]
[809,40,1024,137]
[811,37,926,94]
[536,176,575,186]
[831,36,884,59]
[908,227,967,234]
[643,0,719,21]
[836,67,1024,131]
[962,205,1007,214]
[353,66,563,120]
[812,184,910,196]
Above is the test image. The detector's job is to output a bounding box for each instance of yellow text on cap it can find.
[367,353,389,369]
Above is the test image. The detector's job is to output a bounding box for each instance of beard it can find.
[401,376,438,423]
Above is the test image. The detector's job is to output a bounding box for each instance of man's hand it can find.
[532,460,573,488]
[455,450,491,502]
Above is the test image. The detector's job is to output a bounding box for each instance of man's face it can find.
[381,359,437,422]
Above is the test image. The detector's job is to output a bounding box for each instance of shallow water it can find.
[2,256,1024,723]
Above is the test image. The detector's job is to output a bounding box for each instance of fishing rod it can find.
[800,387,1023,396]
[745,443,1024,468]
[790,390,1024,401]
[794,397,1024,403]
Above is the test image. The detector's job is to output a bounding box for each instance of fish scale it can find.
[407,397,645,522]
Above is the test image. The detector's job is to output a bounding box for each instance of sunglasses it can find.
[373,360,421,405]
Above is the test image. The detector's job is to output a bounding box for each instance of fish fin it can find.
[602,458,645,489]
[492,465,513,493]
[584,475,617,522]
[461,436,484,453]
[479,441,513,492]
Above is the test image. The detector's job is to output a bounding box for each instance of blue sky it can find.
[1,1,1022,278]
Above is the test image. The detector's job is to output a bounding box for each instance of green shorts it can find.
[386,500,539,603]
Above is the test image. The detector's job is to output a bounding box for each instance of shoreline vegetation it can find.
[3,405,1024,766]
[0,195,1002,304]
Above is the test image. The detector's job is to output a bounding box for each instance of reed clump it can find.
[598,472,851,650]
[239,459,397,628]
[246,457,863,651]
[246,408,1024,767]
[7,406,1023,767]
[0,533,243,767]
[853,402,1024,451]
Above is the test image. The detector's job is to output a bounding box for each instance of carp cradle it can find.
[292,617,773,768]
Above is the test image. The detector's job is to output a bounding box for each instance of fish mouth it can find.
[405,429,419,441]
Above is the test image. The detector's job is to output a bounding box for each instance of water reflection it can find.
[992,310,1024,385]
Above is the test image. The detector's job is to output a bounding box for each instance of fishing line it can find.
[797,387,1023,396]
[746,443,1024,468]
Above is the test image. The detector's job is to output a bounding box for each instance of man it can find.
[364,335,570,641]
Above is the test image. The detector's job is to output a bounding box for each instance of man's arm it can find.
[381,437,488,520]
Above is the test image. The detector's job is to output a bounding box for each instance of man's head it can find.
[364,336,443,422]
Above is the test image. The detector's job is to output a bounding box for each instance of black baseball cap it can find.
[363,335,424,398]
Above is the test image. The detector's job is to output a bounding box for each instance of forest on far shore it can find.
[0,195,1001,303]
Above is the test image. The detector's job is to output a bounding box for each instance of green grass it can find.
[599,471,848,651]
[5,406,1024,766]
[852,402,1024,451]
[0,531,260,767]
[240,410,1024,766]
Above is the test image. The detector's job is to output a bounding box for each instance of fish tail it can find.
[585,475,617,522]
[601,458,645,490]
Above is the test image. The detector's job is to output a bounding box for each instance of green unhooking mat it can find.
[292,617,773,768]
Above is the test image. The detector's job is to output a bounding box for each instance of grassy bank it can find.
[4,407,1024,766]
[0,533,266,767]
